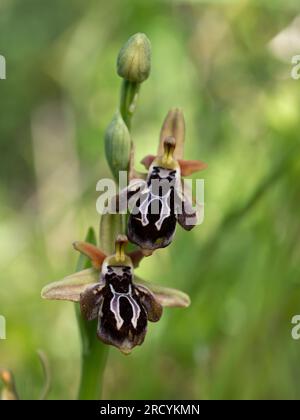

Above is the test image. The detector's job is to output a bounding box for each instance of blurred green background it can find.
[1,0,300,400]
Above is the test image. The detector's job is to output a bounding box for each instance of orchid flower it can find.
[123,109,207,252]
[41,235,190,354]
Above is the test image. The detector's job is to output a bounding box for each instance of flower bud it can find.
[104,111,132,181]
[117,33,151,83]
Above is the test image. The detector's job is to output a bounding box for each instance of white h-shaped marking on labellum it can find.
[139,186,172,231]
[109,284,141,330]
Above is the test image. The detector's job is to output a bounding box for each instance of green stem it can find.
[76,312,108,400]
[76,228,108,400]
[119,79,140,232]
[76,65,143,400]
[119,80,140,129]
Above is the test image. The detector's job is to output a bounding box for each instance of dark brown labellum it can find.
[80,260,162,353]
[127,163,196,250]
[127,166,178,250]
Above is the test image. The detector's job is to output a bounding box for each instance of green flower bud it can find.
[117,33,151,83]
[104,111,132,181]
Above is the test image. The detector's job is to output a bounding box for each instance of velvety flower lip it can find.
[126,123,207,252]
[41,235,190,354]
[79,235,163,353]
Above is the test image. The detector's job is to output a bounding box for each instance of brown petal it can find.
[41,268,99,302]
[135,277,191,308]
[80,283,105,321]
[73,241,107,269]
[176,185,198,231]
[128,249,145,268]
[140,154,156,170]
[134,284,163,322]
[178,159,208,176]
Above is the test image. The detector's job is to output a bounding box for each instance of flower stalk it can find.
[76,227,108,400]
[77,33,151,399]
[119,80,140,130]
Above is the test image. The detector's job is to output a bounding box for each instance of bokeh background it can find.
[1,0,300,400]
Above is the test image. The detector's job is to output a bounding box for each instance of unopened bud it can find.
[105,111,132,181]
[117,33,151,83]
